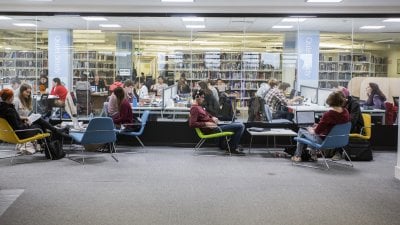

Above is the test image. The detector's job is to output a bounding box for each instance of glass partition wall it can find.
[0,16,399,121]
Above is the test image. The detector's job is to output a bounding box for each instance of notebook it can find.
[28,113,42,124]
[295,111,315,127]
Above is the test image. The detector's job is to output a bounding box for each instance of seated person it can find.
[50,77,77,118]
[109,76,124,93]
[90,74,106,92]
[112,87,138,130]
[0,88,69,145]
[330,87,364,161]
[365,82,386,109]
[198,81,220,117]
[189,89,245,154]
[134,78,149,99]
[264,82,302,120]
[291,91,350,162]
[151,76,168,96]
[13,83,34,118]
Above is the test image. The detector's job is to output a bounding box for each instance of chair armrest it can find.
[122,123,142,126]
[14,128,46,134]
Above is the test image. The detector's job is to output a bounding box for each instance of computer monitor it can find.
[296,111,315,126]
[317,88,334,106]
[289,89,300,99]
[300,85,318,104]
[162,85,178,108]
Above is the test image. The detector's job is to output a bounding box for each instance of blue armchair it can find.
[117,110,150,149]
[293,122,352,170]
[69,117,117,164]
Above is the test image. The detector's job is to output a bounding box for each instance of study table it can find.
[247,128,297,154]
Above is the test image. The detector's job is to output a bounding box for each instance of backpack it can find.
[219,94,234,121]
[44,140,65,160]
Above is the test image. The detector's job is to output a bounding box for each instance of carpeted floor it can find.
[0,146,400,225]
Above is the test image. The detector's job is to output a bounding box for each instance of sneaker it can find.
[291,156,302,162]
[331,152,342,161]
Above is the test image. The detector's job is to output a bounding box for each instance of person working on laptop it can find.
[291,91,350,162]
[189,89,245,154]
[264,82,302,121]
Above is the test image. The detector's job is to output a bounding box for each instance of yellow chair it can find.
[349,113,371,140]
[194,128,234,155]
[0,118,51,164]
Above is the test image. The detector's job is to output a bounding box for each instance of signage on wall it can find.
[48,29,72,90]
[297,31,320,89]
[119,69,131,76]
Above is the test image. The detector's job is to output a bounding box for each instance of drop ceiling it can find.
[1,1,400,53]
[1,0,400,14]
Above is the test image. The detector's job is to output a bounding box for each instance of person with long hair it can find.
[198,80,220,117]
[366,82,386,109]
[13,83,33,118]
[50,77,77,118]
[0,88,69,141]
[189,89,245,154]
[112,87,137,129]
[291,91,350,162]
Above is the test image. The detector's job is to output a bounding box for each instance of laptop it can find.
[295,111,316,127]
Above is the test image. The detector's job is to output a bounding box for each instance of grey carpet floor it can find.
[0,146,400,225]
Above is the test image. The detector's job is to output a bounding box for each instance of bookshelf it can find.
[318,52,387,88]
[158,51,282,107]
[0,50,48,90]
[73,51,116,86]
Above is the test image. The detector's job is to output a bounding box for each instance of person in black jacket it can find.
[330,87,364,161]
[198,81,220,117]
[0,88,69,140]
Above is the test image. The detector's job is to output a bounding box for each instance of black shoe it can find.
[229,149,245,155]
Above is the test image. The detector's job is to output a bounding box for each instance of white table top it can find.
[247,128,297,136]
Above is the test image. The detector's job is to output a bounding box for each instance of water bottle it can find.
[89,112,94,120]
[132,96,138,107]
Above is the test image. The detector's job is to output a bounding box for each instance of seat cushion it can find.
[69,132,84,143]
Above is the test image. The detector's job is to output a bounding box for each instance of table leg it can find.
[248,135,253,154]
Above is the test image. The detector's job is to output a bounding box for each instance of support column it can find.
[48,29,73,91]
[116,34,133,81]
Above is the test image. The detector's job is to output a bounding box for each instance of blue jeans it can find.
[214,122,245,150]
[295,128,323,157]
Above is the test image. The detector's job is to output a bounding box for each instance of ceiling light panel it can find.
[383,18,400,22]
[272,25,293,29]
[182,17,204,22]
[360,26,385,30]
[0,16,12,20]
[13,23,37,27]
[82,17,108,21]
[282,18,307,22]
[99,24,121,28]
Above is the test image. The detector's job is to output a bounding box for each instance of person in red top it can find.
[109,76,124,93]
[292,91,350,162]
[189,89,245,154]
[50,77,68,105]
[112,87,137,129]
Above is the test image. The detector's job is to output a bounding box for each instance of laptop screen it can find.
[393,96,399,107]
[296,111,315,125]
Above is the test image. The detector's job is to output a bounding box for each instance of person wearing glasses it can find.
[189,89,245,154]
